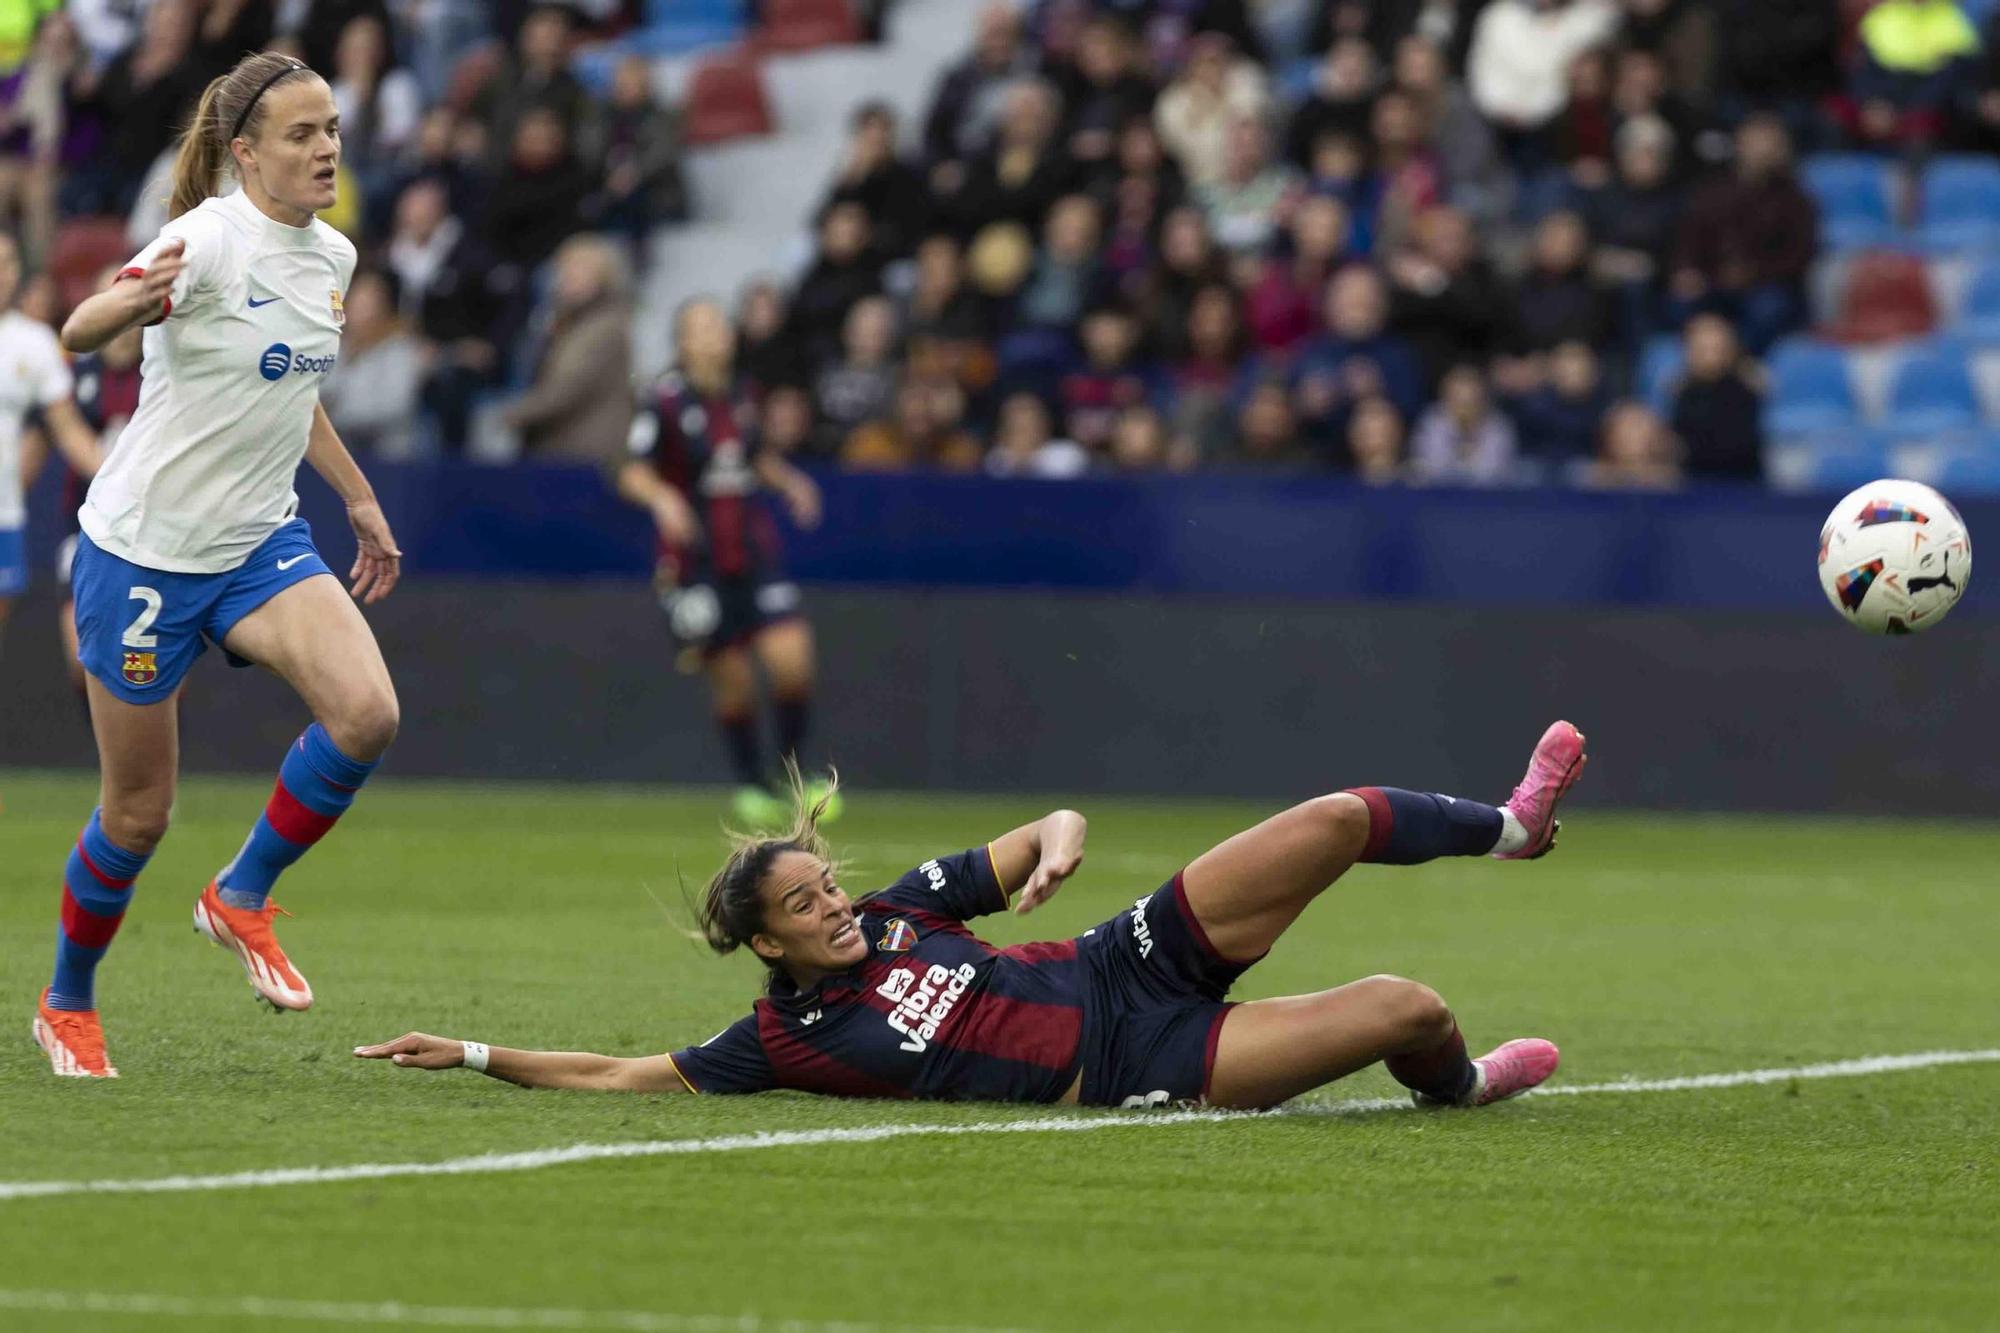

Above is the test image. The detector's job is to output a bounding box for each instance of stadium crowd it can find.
[14,1,2000,487]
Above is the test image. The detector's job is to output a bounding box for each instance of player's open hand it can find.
[346,498,403,604]
[353,1032,465,1070]
[126,239,183,321]
[783,473,822,530]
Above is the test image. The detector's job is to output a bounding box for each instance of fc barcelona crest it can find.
[122,651,158,686]
[330,288,345,325]
[878,919,915,953]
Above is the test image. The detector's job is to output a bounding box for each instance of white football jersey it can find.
[0,309,75,529]
[80,190,357,573]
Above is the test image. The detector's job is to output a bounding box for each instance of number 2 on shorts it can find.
[123,586,163,648]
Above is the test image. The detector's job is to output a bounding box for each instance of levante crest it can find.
[878,919,916,953]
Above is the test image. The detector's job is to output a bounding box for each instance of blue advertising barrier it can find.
[24,462,1993,613]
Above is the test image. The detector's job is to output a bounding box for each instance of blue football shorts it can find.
[70,517,333,704]
[0,526,24,596]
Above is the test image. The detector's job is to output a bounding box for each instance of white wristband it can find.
[461,1041,490,1073]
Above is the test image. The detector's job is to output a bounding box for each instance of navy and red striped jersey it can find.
[667,849,1085,1102]
[60,352,142,533]
[627,372,783,581]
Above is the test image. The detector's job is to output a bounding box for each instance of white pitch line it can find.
[0,1289,1036,1333]
[1,1049,1994,1204]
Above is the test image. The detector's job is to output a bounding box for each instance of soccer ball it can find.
[1817,479,1972,634]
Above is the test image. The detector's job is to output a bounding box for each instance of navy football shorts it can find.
[656,571,802,661]
[1075,874,1258,1109]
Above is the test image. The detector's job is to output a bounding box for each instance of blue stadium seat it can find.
[1884,348,1983,434]
[1937,451,2000,494]
[1801,155,1895,252]
[1957,260,2000,343]
[1801,449,1893,493]
[1916,157,2000,253]
[1637,336,1683,410]
[648,0,746,22]
[1764,340,1859,434]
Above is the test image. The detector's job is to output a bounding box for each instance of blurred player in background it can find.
[0,229,104,664]
[620,297,834,829]
[38,52,402,1078]
[363,723,1586,1112]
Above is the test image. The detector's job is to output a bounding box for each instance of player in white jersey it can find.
[0,229,104,655]
[36,52,403,1078]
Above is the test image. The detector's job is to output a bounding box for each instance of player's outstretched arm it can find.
[353,1032,690,1093]
[988,809,1088,915]
[61,241,183,353]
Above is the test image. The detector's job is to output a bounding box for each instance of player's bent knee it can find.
[1314,792,1371,853]
[332,692,400,761]
[101,803,171,854]
[1358,974,1454,1045]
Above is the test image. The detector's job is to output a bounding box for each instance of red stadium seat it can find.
[1821,250,1939,345]
[753,0,861,52]
[50,217,134,316]
[682,50,775,145]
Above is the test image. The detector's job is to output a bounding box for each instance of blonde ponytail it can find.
[165,53,317,220]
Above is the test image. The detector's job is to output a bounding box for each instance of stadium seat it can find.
[1637,335,1683,409]
[50,216,133,315]
[1916,157,2000,253]
[1801,155,1896,252]
[1802,449,1893,493]
[1937,450,2000,494]
[753,0,862,52]
[1883,348,1983,434]
[1822,251,1938,343]
[1764,340,1860,435]
[681,50,775,145]
[1956,260,2000,343]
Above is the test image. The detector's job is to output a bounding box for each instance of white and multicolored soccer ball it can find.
[1817,479,1972,634]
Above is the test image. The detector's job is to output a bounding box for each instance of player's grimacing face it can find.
[754,851,869,976]
[241,78,342,216]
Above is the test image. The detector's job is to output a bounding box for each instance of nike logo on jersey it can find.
[275,554,311,571]
[247,295,282,309]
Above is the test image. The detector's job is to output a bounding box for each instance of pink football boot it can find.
[1469,1038,1561,1105]
[1493,721,1587,860]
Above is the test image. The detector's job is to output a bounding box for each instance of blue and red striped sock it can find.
[48,810,152,1012]
[216,724,378,910]
[1345,787,1504,864]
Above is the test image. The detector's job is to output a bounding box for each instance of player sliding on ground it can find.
[359,722,1586,1110]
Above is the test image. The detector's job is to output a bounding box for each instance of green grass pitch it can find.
[1,770,1995,1332]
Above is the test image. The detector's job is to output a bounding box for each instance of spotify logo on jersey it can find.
[257,343,336,381]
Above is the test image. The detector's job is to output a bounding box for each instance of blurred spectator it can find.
[1059,305,1158,451]
[588,54,689,256]
[1292,264,1425,445]
[1668,312,1763,481]
[1608,45,1714,175]
[759,382,818,457]
[1155,34,1272,187]
[814,295,902,454]
[1617,0,1714,105]
[486,106,591,269]
[476,3,600,171]
[1410,363,1520,484]
[924,1,1040,166]
[1392,33,1510,226]
[1244,194,1350,356]
[1546,46,1615,202]
[387,178,519,453]
[843,378,984,470]
[987,390,1090,476]
[1669,114,1816,354]
[321,269,423,457]
[1107,404,1172,472]
[939,79,1074,234]
[1579,398,1682,489]
[82,0,198,214]
[737,278,809,393]
[822,102,927,260]
[503,234,633,463]
[1195,116,1301,256]
[288,0,394,73]
[789,202,885,368]
[1013,193,1105,335]
[1305,0,1479,64]
[1467,0,1620,155]
[1,10,61,264]
[1715,2,1838,120]
[1508,209,1609,357]
[1509,339,1608,464]
[1168,281,1245,459]
[1284,38,1382,170]
[1367,88,1444,253]
[1585,114,1681,350]
[1056,16,1155,176]
[1226,378,1309,467]
[1386,204,1505,383]
[1301,131,1383,253]
[328,13,422,225]
[1140,205,1228,355]
[1842,0,1980,150]
[1344,395,1409,483]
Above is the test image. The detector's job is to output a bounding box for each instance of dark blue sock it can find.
[1346,787,1503,864]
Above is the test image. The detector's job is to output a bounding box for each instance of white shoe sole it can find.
[32,1015,117,1078]
[193,897,313,1012]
